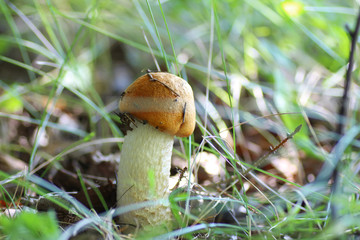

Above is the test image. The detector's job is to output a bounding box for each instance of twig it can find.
[170,167,188,191]
[146,69,180,97]
[331,7,360,220]
[336,12,360,137]
[241,124,302,177]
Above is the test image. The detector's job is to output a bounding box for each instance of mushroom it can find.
[117,72,195,228]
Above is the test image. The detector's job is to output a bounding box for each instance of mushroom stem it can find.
[117,121,173,227]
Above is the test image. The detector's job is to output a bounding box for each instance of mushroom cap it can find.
[119,72,196,137]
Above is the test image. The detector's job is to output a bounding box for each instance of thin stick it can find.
[331,7,360,220]
[241,124,302,177]
[146,69,180,97]
[336,11,360,137]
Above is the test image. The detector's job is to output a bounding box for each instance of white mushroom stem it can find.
[117,121,174,227]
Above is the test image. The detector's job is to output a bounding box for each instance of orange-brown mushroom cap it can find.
[119,72,196,137]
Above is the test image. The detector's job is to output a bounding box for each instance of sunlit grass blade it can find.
[157,0,180,75]
[146,0,169,71]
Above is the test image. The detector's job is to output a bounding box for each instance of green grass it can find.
[1,0,360,239]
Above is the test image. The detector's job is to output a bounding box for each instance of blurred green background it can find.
[1,0,360,238]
